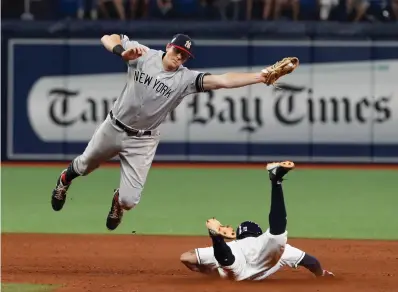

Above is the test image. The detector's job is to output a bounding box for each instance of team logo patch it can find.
[185,40,191,49]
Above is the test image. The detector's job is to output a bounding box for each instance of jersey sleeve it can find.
[195,247,217,266]
[119,34,150,66]
[196,244,247,281]
[278,243,306,269]
[120,34,149,51]
[182,69,211,96]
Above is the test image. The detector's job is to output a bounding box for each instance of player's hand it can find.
[121,47,148,61]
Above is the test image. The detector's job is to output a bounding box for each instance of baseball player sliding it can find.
[180,161,335,281]
[51,32,299,231]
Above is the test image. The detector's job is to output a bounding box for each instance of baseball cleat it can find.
[206,218,236,240]
[106,189,124,231]
[266,161,295,182]
[51,169,71,211]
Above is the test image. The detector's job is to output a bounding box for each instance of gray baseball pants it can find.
[71,114,160,209]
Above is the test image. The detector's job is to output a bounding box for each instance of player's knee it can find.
[73,156,98,176]
[180,250,198,265]
[119,196,137,210]
[118,188,141,210]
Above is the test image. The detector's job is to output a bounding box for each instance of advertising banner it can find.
[7,39,398,162]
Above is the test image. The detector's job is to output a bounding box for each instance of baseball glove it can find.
[206,218,236,240]
[261,57,299,86]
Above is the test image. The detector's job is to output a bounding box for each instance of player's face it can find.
[165,45,190,70]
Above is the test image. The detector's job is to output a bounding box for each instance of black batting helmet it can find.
[236,221,263,240]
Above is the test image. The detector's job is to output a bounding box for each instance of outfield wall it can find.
[2,20,398,163]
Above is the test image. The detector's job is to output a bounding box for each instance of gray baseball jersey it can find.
[72,35,210,213]
[111,34,209,130]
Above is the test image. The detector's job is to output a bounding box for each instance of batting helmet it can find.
[236,221,263,240]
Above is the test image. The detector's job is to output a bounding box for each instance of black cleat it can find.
[266,161,295,182]
[51,169,71,211]
[106,189,124,231]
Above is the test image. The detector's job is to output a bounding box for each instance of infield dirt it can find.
[2,233,397,292]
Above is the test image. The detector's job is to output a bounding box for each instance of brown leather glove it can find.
[261,57,300,86]
[206,218,236,240]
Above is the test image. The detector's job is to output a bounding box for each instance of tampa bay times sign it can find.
[7,39,398,162]
[26,65,396,143]
[43,83,392,132]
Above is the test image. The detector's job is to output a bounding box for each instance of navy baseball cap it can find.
[169,34,195,58]
[236,221,263,240]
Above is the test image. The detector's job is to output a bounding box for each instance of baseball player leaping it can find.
[51,33,299,231]
[180,161,335,281]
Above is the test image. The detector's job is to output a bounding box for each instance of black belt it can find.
[109,111,152,137]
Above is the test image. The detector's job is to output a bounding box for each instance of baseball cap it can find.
[236,221,263,240]
[169,34,195,58]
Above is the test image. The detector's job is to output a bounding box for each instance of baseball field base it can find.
[2,233,397,292]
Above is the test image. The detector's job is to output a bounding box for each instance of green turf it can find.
[1,166,397,239]
[1,283,58,292]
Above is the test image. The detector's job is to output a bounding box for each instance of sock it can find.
[62,162,80,184]
[268,182,287,235]
[298,253,323,277]
[210,233,235,266]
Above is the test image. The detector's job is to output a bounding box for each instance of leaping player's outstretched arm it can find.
[201,57,298,91]
[202,72,267,91]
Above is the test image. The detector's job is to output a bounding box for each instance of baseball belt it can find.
[109,110,153,137]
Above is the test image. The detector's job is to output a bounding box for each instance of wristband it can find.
[112,44,125,56]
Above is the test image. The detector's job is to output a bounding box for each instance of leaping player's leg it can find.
[51,116,123,211]
[106,133,160,231]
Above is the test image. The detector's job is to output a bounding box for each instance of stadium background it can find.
[1,1,398,292]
